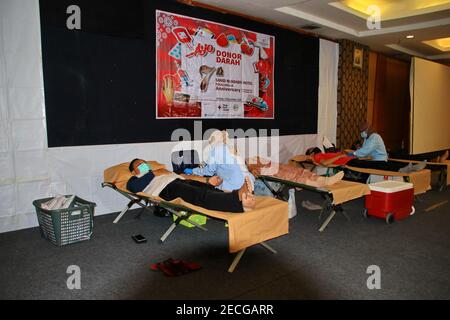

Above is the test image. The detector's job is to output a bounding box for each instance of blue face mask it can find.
[361,131,368,139]
[137,163,150,177]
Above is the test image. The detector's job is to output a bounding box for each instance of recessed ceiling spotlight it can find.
[406,35,414,39]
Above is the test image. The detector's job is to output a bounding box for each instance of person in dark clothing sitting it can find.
[126,159,255,212]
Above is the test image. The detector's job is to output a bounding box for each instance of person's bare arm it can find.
[180,174,223,187]
[179,173,207,183]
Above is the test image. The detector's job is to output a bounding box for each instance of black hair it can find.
[324,144,338,153]
[305,147,322,155]
[351,140,362,150]
[129,158,140,172]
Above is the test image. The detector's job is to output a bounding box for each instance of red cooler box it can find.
[364,181,414,224]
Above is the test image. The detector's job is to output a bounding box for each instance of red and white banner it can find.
[156,10,275,119]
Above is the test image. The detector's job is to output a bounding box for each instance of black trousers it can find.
[159,179,244,213]
[389,150,445,162]
[347,159,408,171]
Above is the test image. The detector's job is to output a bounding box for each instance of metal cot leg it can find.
[260,241,277,254]
[158,207,208,243]
[159,222,178,243]
[113,200,137,224]
[228,249,246,273]
[438,169,446,191]
[319,210,336,232]
[228,242,277,273]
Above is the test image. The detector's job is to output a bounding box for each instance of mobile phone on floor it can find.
[132,234,147,243]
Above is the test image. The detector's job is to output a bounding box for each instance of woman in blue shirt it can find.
[187,130,274,196]
[185,130,255,192]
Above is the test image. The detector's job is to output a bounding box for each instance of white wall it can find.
[0,0,338,233]
[410,57,450,154]
[0,0,49,232]
[318,39,339,145]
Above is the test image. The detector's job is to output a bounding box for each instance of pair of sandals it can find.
[150,258,201,277]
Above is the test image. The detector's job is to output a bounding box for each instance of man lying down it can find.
[126,158,256,212]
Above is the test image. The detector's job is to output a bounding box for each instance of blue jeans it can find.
[254,179,274,197]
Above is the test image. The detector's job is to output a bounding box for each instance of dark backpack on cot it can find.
[171,150,200,174]
[324,144,339,153]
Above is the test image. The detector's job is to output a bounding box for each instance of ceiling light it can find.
[329,0,450,21]
[416,1,450,10]
[406,35,414,39]
[423,37,450,52]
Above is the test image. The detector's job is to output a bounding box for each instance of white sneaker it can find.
[399,163,413,173]
[301,200,322,211]
[412,161,427,171]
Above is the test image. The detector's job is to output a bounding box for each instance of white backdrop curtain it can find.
[317,39,339,147]
[0,0,338,233]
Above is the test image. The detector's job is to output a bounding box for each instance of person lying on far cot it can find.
[126,158,256,212]
[246,157,345,188]
[305,147,426,173]
[305,122,426,173]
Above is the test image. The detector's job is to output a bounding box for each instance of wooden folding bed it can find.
[258,175,370,232]
[102,161,289,273]
[289,155,432,195]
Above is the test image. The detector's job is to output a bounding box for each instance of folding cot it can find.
[257,174,370,232]
[388,158,449,191]
[102,161,289,273]
[289,155,431,195]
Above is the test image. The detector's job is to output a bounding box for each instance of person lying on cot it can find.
[305,147,355,167]
[305,122,425,173]
[305,146,426,173]
[183,130,273,196]
[246,157,345,187]
[126,158,256,212]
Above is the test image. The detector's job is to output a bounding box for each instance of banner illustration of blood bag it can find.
[156,10,275,119]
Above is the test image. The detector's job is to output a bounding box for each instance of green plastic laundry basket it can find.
[33,196,95,246]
